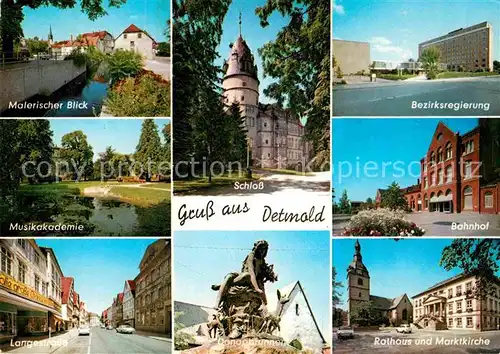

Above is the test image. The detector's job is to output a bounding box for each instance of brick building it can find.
[134,240,171,336]
[377,120,499,214]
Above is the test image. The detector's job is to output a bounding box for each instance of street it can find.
[2,328,171,354]
[332,76,500,116]
[333,212,500,236]
[333,329,500,353]
[145,57,171,81]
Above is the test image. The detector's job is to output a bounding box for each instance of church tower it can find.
[48,25,54,45]
[346,240,370,325]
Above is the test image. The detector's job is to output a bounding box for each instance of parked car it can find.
[337,326,354,339]
[396,324,412,334]
[78,326,90,336]
[116,324,135,334]
[106,325,113,330]
[100,324,106,329]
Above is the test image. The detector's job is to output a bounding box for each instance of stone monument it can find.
[210,240,282,340]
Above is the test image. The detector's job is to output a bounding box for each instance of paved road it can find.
[54,328,171,354]
[145,57,171,81]
[333,329,500,353]
[333,212,500,236]
[333,77,500,116]
[175,171,330,197]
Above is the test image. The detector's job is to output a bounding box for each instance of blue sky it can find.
[215,0,305,104]
[333,238,500,310]
[175,231,330,338]
[333,0,500,62]
[332,118,479,202]
[37,238,157,315]
[23,0,169,43]
[50,119,170,161]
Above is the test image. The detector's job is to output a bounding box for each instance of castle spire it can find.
[239,11,242,37]
[354,239,362,262]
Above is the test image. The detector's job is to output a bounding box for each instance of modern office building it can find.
[418,22,493,72]
[332,39,371,75]
[413,273,500,331]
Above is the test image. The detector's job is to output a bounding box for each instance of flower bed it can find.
[341,208,425,236]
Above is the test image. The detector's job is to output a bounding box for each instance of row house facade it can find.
[134,240,171,335]
[80,301,87,326]
[123,280,136,327]
[413,274,500,331]
[72,292,80,328]
[88,313,100,327]
[61,277,75,330]
[112,293,124,328]
[377,120,499,214]
[0,240,64,342]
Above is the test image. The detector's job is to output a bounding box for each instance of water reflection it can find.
[1,192,170,236]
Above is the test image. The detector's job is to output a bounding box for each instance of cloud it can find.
[333,1,345,15]
[371,37,392,45]
[373,44,413,60]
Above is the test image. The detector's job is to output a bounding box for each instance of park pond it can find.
[1,186,170,236]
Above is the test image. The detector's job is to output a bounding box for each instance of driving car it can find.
[78,326,90,336]
[116,324,135,334]
[337,326,354,339]
[396,324,412,334]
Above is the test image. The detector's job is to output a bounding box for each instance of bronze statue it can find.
[210,240,281,340]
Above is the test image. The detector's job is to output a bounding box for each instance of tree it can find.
[332,266,343,307]
[17,120,54,183]
[227,102,248,166]
[419,46,441,80]
[494,60,500,73]
[135,119,163,179]
[162,124,171,175]
[380,182,408,210]
[172,0,232,178]
[156,42,170,57]
[59,131,94,181]
[0,0,127,60]
[256,0,330,167]
[98,146,116,181]
[338,189,350,214]
[440,239,500,298]
[349,301,385,327]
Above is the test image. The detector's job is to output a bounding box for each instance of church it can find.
[347,240,413,326]
[221,25,311,169]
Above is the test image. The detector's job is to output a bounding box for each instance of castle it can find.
[221,26,310,169]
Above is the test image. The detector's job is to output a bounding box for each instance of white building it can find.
[114,24,156,60]
[276,281,327,354]
[89,313,100,327]
[123,280,136,327]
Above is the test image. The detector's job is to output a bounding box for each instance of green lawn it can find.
[20,181,169,207]
[109,187,170,207]
[259,168,314,176]
[437,71,499,79]
[174,174,262,194]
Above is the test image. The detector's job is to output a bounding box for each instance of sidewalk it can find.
[135,330,172,343]
[0,329,78,353]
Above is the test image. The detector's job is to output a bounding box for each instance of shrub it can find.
[65,50,87,67]
[105,70,171,117]
[427,69,438,80]
[107,49,143,84]
[335,66,343,78]
[340,79,347,84]
[342,208,425,236]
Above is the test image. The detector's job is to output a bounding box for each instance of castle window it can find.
[242,82,247,87]
[267,153,270,158]
[358,278,363,286]
[437,133,443,141]
[358,292,362,298]
[264,122,267,127]
[295,304,299,316]
[437,147,443,163]
[445,165,453,183]
[265,139,269,145]
[138,33,142,39]
[241,96,244,102]
[485,192,493,208]
[430,152,436,166]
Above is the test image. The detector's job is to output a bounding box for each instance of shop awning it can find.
[0,289,62,317]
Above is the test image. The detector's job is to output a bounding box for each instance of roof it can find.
[118,24,156,43]
[117,293,124,303]
[370,294,407,310]
[81,30,111,40]
[126,280,136,292]
[61,277,74,304]
[275,281,326,344]
[412,273,467,298]
[223,35,258,80]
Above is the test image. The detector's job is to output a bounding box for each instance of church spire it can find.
[354,239,362,262]
[48,25,53,41]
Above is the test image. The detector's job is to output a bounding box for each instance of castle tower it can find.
[346,240,370,326]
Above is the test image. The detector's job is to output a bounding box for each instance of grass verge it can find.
[437,72,499,79]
